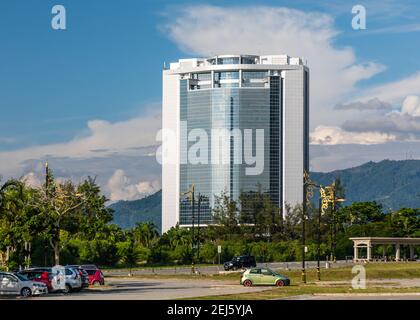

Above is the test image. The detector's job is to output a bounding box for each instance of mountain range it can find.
[109,190,162,233]
[311,159,420,210]
[109,160,420,231]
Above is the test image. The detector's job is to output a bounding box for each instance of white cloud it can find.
[352,72,420,105]
[401,95,420,117]
[107,169,161,202]
[340,95,420,141]
[164,5,385,129]
[164,4,420,148]
[0,112,162,177]
[310,126,396,145]
[335,98,393,112]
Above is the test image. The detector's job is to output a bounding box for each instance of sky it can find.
[1,0,420,201]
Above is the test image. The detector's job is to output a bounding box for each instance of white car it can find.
[0,272,48,297]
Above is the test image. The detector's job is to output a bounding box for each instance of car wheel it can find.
[276,280,285,287]
[20,287,32,297]
[93,281,101,286]
[243,280,253,287]
[63,284,71,294]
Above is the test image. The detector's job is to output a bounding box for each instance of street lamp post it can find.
[182,184,196,274]
[327,183,345,263]
[329,200,334,262]
[317,197,322,281]
[302,194,307,284]
[302,171,310,284]
[327,182,346,262]
[197,193,202,264]
[332,186,337,262]
[191,188,195,273]
[303,172,342,283]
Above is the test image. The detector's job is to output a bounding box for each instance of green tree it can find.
[0,179,42,269]
[76,177,113,241]
[162,225,191,249]
[388,208,420,237]
[338,201,384,226]
[212,191,239,238]
[38,165,89,265]
[118,231,141,275]
[132,222,159,249]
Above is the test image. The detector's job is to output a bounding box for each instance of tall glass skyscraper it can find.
[162,55,309,232]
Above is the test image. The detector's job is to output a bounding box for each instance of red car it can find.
[19,270,53,292]
[85,269,105,285]
[67,265,105,285]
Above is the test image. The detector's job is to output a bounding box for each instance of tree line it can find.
[0,169,419,270]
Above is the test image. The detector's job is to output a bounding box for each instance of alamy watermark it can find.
[351,265,366,289]
[352,4,367,30]
[51,5,66,30]
[156,121,265,176]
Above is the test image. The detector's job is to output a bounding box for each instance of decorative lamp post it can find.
[303,173,337,282]
[182,184,196,274]
[325,183,345,262]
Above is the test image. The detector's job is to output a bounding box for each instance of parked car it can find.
[0,272,48,297]
[18,270,53,292]
[63,267,83,293]
[66,265,89,288]
[240,268,290,287]
[85,268,105,286]
[66,264,104,286]
[224,255,257,271]
[27,267,82,293]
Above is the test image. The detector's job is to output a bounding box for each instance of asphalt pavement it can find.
[102,260,352,276]
[33,278,272,300]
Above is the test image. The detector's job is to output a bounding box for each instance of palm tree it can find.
[167,225,190,249]
[133,222,159,248]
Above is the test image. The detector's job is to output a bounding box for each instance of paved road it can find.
[2,276,418,300]
[103,260,352,276]
[33,278,273,300]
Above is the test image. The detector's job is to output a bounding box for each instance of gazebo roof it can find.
[350,237,420,245]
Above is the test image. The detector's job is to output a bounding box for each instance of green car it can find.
[240,268,290,287]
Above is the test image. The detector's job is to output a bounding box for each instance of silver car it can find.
[64,267,82,293]
[0,272,48,297]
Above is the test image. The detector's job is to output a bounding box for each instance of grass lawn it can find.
[188,263,420,300]
[187,285,420,300]
[106,262,420,282]
[106,262,420,299]
[276,262,420,283]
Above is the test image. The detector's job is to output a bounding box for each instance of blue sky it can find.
[1,0,420,200]
[1,0,419,149]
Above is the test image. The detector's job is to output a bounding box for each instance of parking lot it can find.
[1,277,272,300]
[0,260,358,300]
[102,260,352,277]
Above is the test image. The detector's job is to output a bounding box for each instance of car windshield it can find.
[86,269,97,275]
[14,273,29,281]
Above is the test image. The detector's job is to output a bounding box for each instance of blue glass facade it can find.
[179,72,282,225]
